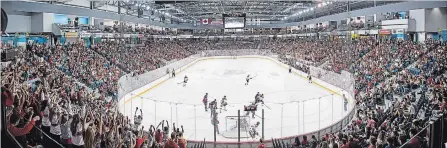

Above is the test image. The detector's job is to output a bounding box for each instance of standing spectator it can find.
[408,129,421,148]
[60,114,73,148]
[177,132,187,148]
[385,137,395,148]
[49,108,62,147]
[293,136,301,147]
[163,134,178,148]
[258,138,266,148]
[8,112,39,147]
[369,136,377,148]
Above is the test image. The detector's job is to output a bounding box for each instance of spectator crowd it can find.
[1,36,446,148]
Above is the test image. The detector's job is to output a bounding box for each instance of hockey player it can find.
[255,92,260,100]
[343,94,348,111]
[245,74,252,85]
[203,93,208,111]
[172,68,176,77]
[307,74,312,83]
[211,110,220,134]
[183,75,188,87]
[289,65,292,73]
[209,99,217,117]
[166,68,170,77]
[255,94,265,104]
[245,102,257,118]
[220,96,228,112]
[249,122,260,139]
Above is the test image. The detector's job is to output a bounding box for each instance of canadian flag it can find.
[200,18,212,25]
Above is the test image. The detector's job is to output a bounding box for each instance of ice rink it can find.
[120,57,350,142]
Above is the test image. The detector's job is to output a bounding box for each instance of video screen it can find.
[224,17,245,28]
[223,13,246,28]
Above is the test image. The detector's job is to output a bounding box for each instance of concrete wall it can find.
[97,5,118,13]
[409,9,426,32]
[409,8,447,33]
[425,7,447,32]
[6,15,32,33]
[42,13,54,32]
[374,14,386,22]
[27,12,54,33]
[64,0,90,8]
[31,13,43,32]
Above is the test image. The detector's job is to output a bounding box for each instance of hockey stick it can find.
[262,103,271,110]
[251,74,258,79]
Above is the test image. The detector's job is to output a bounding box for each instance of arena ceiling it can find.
[85,0,400,23]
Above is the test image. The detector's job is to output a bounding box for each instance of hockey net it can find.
[221,116,251,139]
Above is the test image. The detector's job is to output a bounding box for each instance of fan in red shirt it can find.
[301,135,309,145]
[258,139,266,148]
[155,129,163,144]
[8,113,39,137]
[366,117,376,128]
[163,134,178,148]
[135,135,147,148]
[1,86,14,106]
[177,132,187,148]
[408,129,421,148]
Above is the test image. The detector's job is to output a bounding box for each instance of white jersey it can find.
[249,124,259,138]
[221,98,227,106]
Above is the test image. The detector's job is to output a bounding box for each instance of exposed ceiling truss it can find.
[53,0,403,24]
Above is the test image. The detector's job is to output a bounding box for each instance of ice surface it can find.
[121,58,348,142]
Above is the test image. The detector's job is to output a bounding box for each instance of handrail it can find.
[2,105,24,148]
[31,124,66,148]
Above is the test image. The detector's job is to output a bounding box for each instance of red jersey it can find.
[177,138,187,148]
[367,119,376,128]
[163,139,178,148]
[258,143,266,148]
[409,137,421,148]
[135,136,147,148]
[155,131,163,143]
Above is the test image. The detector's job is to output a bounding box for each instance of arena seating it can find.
[1,38,446,148]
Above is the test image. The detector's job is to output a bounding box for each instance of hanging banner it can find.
[64,32,78,38]
[379,29,391,35]
[393,29,405,34]
[369,29,379,35]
